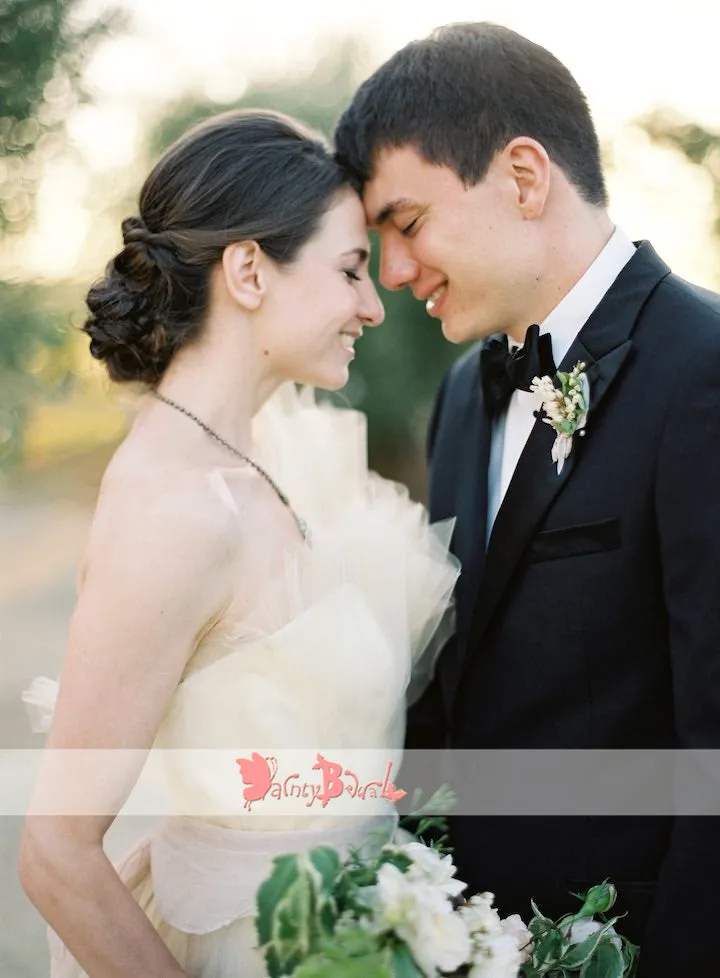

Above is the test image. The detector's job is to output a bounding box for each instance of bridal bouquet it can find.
[255,819,639,978]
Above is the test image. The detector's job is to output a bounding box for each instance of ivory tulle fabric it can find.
[22,384,460,978]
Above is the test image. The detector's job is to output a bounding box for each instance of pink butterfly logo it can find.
[235,753,277,810]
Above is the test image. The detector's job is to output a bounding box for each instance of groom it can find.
[335,22,720,976]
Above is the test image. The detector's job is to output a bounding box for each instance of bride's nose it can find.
[358,279,385,327]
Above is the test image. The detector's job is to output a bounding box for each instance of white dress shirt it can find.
[486,227,637,541]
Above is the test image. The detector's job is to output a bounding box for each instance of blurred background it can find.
[2,0,720,972]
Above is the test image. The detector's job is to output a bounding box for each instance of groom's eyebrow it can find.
[371,198,417,227]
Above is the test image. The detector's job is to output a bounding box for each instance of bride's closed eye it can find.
[401,217,420,237]
[343,269,362,282]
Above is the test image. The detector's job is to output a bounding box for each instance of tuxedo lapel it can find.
[451,356,492,637]
[461,241,671,669]
[435,351,493,712]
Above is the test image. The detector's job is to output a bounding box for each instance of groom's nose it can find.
[379,241,419,292]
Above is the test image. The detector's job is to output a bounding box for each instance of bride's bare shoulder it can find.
[79,435,246,586]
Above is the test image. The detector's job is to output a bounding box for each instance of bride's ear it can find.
[220,241,266,311]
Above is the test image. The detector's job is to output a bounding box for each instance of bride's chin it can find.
[315,369,350,392]
[294,361,350,392]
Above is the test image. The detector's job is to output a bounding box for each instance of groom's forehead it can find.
[362,146,430,226]
[363,147,461,227]
[364,196,417,229]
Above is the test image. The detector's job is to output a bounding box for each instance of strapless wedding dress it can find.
[22,384,459,978]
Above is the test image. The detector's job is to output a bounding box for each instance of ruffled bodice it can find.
[21,385,459,973]
[25,384,457,798]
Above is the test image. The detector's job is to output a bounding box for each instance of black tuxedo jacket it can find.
[408,242,720,976]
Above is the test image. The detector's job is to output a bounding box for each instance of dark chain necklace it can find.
[153,391,309,542]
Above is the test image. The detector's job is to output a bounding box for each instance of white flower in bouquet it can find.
[459,893,525,978]
[255,822,638,978]
[398,841,468,900]
[373,862,471,975]
[467,931,524,978]
[458,891,502,937]
[499,914,533,963]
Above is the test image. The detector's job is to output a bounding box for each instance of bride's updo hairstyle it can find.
[84,109,351,385]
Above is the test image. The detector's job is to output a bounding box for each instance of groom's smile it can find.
[423,282,449,318]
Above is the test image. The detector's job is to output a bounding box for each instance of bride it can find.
[18,108,459,977]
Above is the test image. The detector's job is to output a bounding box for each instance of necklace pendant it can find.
[295,515,311,545]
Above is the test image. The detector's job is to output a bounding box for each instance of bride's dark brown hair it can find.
[84,109,352,385]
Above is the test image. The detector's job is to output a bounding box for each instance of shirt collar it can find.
[535,226,636,366]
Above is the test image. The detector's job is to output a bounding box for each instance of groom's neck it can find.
[504,200,615,345]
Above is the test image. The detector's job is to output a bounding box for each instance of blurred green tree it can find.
[0,279,78,463]
[0,0,124,465]
[641,109,720,249]
[0,0,123,233]
[2,31,466,488]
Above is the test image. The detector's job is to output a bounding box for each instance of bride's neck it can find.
[154,331,279,454]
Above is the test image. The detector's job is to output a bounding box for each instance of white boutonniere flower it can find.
[530,361,590,474]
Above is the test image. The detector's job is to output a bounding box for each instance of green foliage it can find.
[256,836,433,978]
[398,785,457,853]
[0,0,127,469]
[293,942,394,978]
[641,109,720,248]
[256,850,346,978]
[293,927,400,978]
[3,26,465,478]
[0,0,125,234]
[560,922,621,968]
[522,882,638,978]
[579,942,625,978]
[0,279,76,463]
[390,942,425,977]
[147,36,369,159]
[256,831,638,978]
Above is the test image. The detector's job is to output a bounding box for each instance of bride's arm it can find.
[18,479,237,977]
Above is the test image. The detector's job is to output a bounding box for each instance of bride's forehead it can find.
[305,194,369,251]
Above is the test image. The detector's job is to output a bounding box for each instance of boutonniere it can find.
[530,361,590,474]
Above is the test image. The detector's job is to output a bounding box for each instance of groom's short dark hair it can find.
[334,22,608,207]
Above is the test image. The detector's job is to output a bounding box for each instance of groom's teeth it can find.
[426,284,447,315]
[340,334,356,349]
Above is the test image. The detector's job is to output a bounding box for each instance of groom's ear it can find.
[220,240,266,311]
[504,137,551,220]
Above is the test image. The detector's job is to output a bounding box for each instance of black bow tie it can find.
[479,324,557,415]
